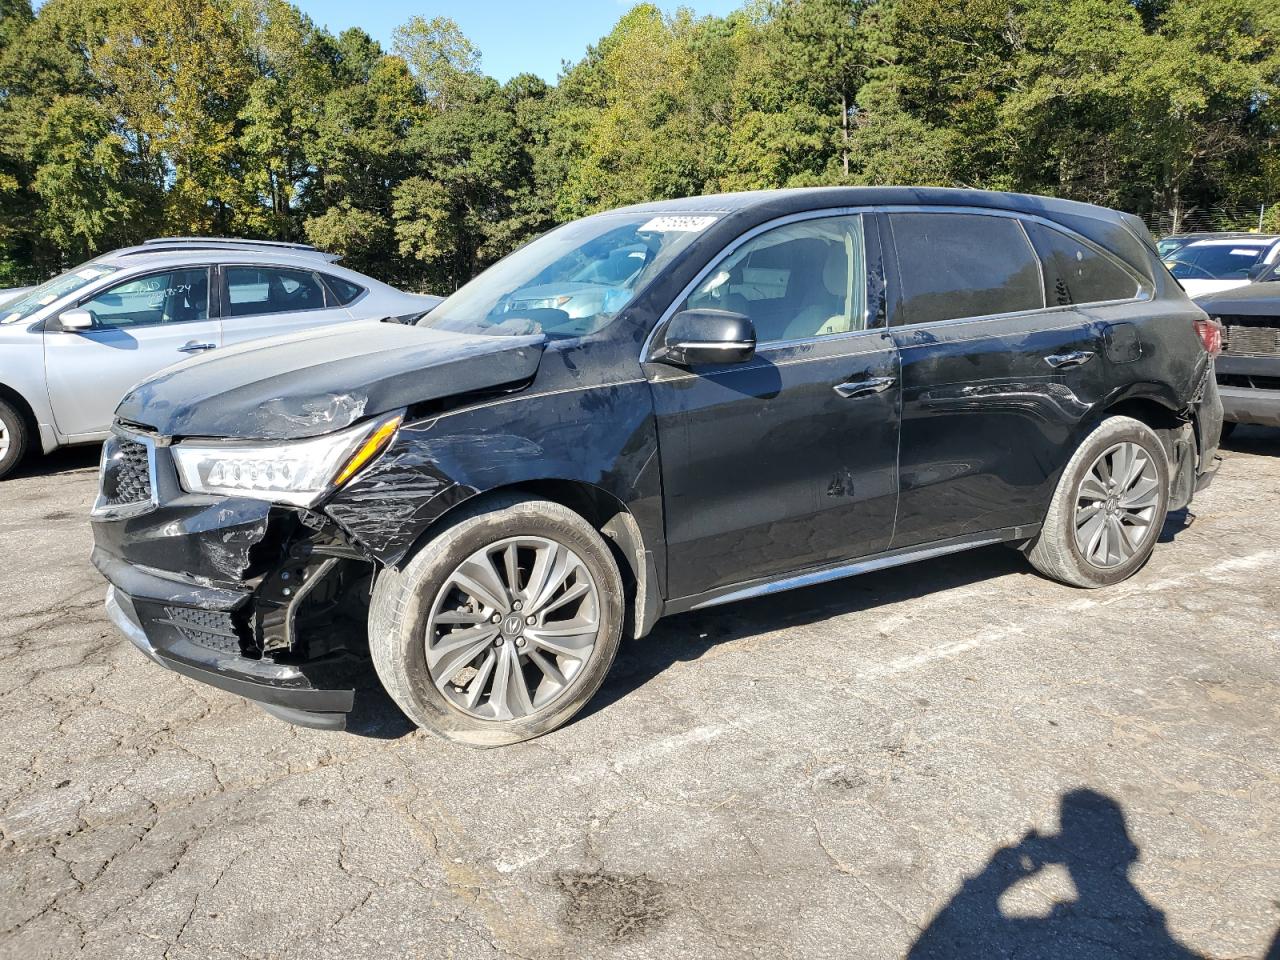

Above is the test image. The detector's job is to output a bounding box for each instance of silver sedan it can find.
[0,238,441,478]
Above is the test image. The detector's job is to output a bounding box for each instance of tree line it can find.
[0,0,1276,291]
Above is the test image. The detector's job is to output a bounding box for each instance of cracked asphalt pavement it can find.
[2,429,1278,960]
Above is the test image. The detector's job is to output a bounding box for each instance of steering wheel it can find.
[1164,258,1218,280]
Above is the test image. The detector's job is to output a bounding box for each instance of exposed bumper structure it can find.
[100,572,354,730]
[91,427,370,730]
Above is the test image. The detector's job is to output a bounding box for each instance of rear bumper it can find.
[1194,365,1224,483]
[1216,353,1280,427]
[1219,385,1280,427]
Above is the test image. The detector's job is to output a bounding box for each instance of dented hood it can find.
[116,320,545,440]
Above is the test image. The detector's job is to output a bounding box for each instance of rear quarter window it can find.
[889,213,1044,324]
[1024,221,1140,305]
[322,274,365,306]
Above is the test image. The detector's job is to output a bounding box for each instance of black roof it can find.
[614,186,1157,278]
[617,186,1127,222]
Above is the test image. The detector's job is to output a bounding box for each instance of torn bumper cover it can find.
[1193,362,1225,492]
[91,429,364,729]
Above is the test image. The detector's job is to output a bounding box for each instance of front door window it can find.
[79,269,210,328]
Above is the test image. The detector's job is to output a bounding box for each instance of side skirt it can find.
[661,524,1042,616]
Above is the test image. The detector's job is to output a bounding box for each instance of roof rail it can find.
[117,237,341,263]
[142,237,320,252]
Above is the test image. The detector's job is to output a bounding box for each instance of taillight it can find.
[1194,316,1223,355]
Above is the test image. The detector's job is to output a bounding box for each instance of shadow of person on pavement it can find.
[909,789,1204,959]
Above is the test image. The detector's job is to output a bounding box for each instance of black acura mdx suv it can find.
[92,188,1223,745]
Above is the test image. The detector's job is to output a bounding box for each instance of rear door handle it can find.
[834,376,896,399]
[1044,350,1094,369]
[179,342,217,354]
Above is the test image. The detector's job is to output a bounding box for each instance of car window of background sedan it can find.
[1167,243,1266,280]
[225,266,327,317]
[684,215,867,344]
[78,268,210,328]
[419,212,716,339]
[1,263,118,324]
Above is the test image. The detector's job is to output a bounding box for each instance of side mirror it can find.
[56,308,94,331]
[655,309,755,366]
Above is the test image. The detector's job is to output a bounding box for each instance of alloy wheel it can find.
[0,421,8,459]
[1073,441,1160,569]
[424,536,601,721]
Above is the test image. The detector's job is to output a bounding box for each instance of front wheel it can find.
[1027,416,1170,588]
[368,495,624,747]
[0,399,31,480]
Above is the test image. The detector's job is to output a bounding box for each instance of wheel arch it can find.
[392,478,662,640]
[0,382,40,453]
[1091,389,1197,510]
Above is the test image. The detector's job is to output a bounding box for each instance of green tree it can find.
[392,15,482,112]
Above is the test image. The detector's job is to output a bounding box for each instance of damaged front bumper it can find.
[91,428,374,730]
[102,580,352,729]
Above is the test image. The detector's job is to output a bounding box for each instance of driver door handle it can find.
[179,341,217,354]
[1044,350,1094,369]
[834,376,896,399]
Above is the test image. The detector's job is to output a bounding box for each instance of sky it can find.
[294,0,744,83]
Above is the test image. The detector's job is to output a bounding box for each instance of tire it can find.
[0,399,31,481]
[1026,416,1170,588]
[368,494,625,747]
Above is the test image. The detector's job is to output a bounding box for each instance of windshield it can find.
[418,212,718,338]
[0,263,119,324]
[1168,243,1267,280]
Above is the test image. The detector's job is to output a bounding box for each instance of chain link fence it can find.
[1139,204,1276,238]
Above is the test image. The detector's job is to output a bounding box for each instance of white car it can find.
[1164,235,1280,298]
[0,238,441,478]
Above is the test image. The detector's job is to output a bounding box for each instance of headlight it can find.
[172,414,402,506]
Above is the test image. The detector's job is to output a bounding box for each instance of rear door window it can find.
[224,266,327,317]
[1024,222,1140,305]
[888,213,1044,324]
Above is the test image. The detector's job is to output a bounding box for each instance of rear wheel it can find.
[0,399,31,480]
[1027,416,1169,588]
[368,495,624,747]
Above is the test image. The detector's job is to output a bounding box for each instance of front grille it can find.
[107,437,152,506]
[1218,315,1280,357]
[159,607,244,655]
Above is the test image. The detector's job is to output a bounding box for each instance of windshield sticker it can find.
[1230,248,1258,257]
[639,215,718,233]
[3,312,18,323]
[76,268,105,280]
[37,294,57,305]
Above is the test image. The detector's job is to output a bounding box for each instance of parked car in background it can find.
[91,187,1222,745]
[1156,231,1255,262]
[0,238,441,478]
[1164,235,1280,298]
[1196,274,1280,435]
